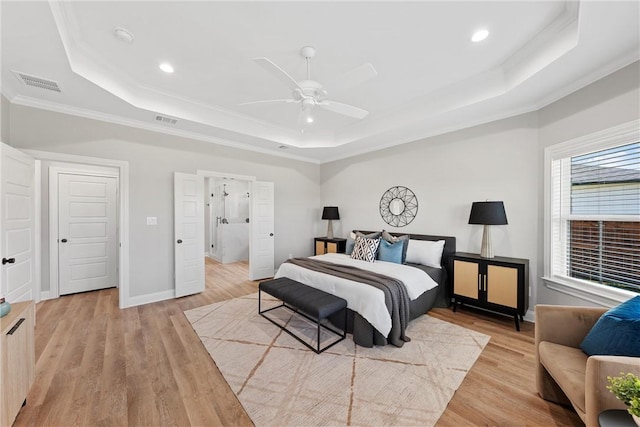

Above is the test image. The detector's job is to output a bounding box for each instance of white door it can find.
[0,143,36,303]
[249,181,274,280]
[58,173,118,295]
[174,172,205,297]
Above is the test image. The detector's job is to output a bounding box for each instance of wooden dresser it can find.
[1,300,35,427]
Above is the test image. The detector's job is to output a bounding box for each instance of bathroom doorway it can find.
[206,177,251,264]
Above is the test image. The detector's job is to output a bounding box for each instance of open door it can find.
[0,143,36,302]
[174,172,205,297]
[249,181,274,280]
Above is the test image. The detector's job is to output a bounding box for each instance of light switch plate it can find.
[146,217,157,225]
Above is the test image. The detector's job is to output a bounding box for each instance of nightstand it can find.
[314,237,347,255]
[452,252,529,331]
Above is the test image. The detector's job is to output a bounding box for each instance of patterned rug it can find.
[184,293,490,426]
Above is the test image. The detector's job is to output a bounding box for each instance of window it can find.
[545,121,640,299]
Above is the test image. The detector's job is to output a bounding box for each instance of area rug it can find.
[184,293,490,426]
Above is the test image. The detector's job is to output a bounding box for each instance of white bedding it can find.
[274,253,438,337]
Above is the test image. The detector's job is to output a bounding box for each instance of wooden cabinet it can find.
[1,300,35,427]
[314,237,347,255]
[452,252,529,330]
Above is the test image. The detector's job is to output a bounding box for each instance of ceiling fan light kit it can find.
[113,27,134,44]
[242,46,377,123]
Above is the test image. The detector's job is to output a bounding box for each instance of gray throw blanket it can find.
[284,257,411,347]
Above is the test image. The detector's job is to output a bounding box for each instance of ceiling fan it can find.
[241,46,377,122]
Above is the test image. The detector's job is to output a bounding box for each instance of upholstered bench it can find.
[259,277,347,354]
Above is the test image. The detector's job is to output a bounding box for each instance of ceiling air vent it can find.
[154,114,178,125]
[14,71,62,92]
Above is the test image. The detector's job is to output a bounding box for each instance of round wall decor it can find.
[379,186,418,227]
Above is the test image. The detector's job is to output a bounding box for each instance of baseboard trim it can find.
[524,311,535,323]
[39,291,55,301]
[127,289,175,308]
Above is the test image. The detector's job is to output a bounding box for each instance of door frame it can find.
[24,150,131,309]
[50,167,119,299]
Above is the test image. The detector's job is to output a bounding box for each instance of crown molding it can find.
[320,102,541,164]
[534,50,640,110]
[9,95,321,164]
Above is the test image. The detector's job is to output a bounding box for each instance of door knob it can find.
[177,239,183,244]
[60,238,68,243]
[2,258,16,265]
[269,233,274,237]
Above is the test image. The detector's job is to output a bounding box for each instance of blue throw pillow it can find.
[377,238,403,264]
[346,237,355,255]
[580,296,640,357]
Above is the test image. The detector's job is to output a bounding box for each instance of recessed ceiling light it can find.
[471,29,489,43]
[159,63,174,73]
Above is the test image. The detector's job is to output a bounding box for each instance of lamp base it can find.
[326,220,334,240]
[480,224,494,258]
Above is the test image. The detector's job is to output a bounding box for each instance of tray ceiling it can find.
[1,1,638,163]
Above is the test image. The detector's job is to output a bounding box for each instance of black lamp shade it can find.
[468,201,508,225]
[322,206,340,220]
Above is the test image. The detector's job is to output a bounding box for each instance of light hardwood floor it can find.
[14,258,581,426]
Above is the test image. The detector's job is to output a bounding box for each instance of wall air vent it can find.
[154,114,178,125]
[14,71,62,92]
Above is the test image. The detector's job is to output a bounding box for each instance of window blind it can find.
[551,142,640,293]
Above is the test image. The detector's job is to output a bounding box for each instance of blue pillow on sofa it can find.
[580,295,640,357]
[377,238,403,264]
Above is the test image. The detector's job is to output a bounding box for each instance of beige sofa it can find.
[535,304,640,426]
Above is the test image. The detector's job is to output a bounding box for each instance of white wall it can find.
[8,105,321,300]
[536,61,640,306]
[1,95,10,143]
[321,113,541,314]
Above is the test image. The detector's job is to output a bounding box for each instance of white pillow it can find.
[405,239,445,268]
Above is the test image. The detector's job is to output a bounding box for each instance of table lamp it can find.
[322,206,340,239]
[468,201,508,258]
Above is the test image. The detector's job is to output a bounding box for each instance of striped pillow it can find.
[350,236,380,262]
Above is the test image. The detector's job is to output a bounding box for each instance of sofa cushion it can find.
[580,295,640,357]
[539,341,589,413]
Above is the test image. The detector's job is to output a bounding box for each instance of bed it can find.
[274,231,456,347]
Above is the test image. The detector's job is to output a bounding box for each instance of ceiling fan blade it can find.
[323,63,377,96]
[239,99,298,106]
[318,100,369,119]
[253,57,304,92]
